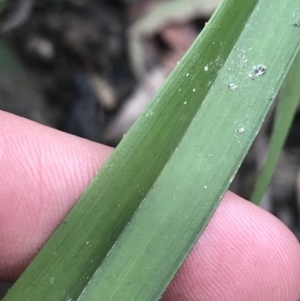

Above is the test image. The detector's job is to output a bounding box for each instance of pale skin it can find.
[0,110,299,300]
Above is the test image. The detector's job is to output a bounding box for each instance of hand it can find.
[0,111,299,301]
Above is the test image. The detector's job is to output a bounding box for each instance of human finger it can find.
[162,192,300,301]
[0,111,113,280]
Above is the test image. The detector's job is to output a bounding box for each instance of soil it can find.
[1,0,138,145]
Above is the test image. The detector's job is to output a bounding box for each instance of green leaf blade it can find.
[251,50,300,204]
[78,1,300,301]
[3,0,300,300]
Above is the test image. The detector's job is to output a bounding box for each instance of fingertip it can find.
[0,111,113,280]
[163,192,300,301]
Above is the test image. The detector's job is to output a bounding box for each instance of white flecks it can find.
[239,54,248,66]
[204,65,209,71]
[204,186,208,189]
[215,55,222,62]
[50,277,55,284]
[248,64,267,79]
[228,83,238,91]
[186,73,190,77]
[184,101,187,105]
[238,127,245,133]
[193,88,196,92]
[145,111,153,117]
[229,175,235,183]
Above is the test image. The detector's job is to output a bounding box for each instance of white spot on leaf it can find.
[248,64,267,79]
[228,83,238,91]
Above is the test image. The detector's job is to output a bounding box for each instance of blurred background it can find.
[0,0,299,297]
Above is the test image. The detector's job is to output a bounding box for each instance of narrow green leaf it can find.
[77,2,300,301]
[4,1,254,300]
[4,0,299,300]
[251,50,300,205]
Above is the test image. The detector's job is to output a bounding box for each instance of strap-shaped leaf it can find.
[251,51,300,204]
[77,1,300,300]
[4,0,300,300]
